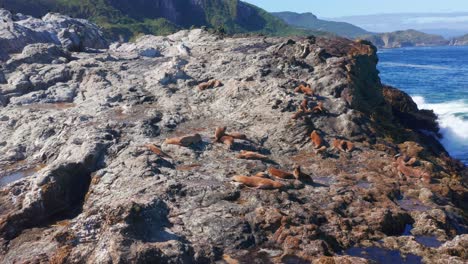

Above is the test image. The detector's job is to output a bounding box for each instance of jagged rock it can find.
[0,13,466,263]
[0,9,107,60]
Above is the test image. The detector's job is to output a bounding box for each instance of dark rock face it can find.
[0,12,466,264]
[383,85,439,133]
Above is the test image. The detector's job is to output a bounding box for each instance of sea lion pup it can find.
[145,144,172,159]
[310,130,324,149]
[237,150,269,160]
[232,175,284,189]
[293,165,313,182]
[165,133,202,147]
[268,167,294,179]
[220,135,235,149]
[294,84,314,96]
[214,126,227,142]
[312,101,325,114]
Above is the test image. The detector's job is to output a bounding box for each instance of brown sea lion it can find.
[312,101,325,113]
[165,134,202,147]
[310,130,324,149]
[214,126,227,142]
[300,99,309,112]
[232,175,284,189]
[292,109,306,120]
[294,84,314,96]
[145,144,172,159]
[268,167,295,179]
[293,166,312,182]
[395,156,430,183]
[220,135,235,149]
[227,132,247,140]
[197,79,223,91]
[237,150,269,160]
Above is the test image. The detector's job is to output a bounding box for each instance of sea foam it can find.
[413,96,468,164]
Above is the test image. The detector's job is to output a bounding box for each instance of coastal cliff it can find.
[0,9,467,263]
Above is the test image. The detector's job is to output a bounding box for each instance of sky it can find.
[243,0,468,17]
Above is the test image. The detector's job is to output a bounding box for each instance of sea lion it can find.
[343,141,354,152]
[226,132,247,140]
[332,139,354,152]
[268,167,295,179]
[220,135,235,149]
[312,101,325,113]
[214,126,227,142]
[293,165,313,182]
[292,109,306,120]
[300,99,309,112]
[197,79,223,91]
[232,175,284,189]
[310,130,324,149]
[145,144,172,159]
[237,150,269,160]
[294,84,314,96]
[164,134,202,147]
[395,156,430,182]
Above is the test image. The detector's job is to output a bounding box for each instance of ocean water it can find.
[377,46,468,165]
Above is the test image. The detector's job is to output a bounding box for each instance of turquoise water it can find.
[378,46,468,165]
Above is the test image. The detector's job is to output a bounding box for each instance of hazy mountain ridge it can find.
[359,29,450,49]
[332,12,468,38]
[271,11,369,38]
[0,0,325,40]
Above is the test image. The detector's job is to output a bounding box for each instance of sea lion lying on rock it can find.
[237,150,269,161]
[395,155,431,183]
[220,135,235,149]
[312,101,325,114]
[293,166,313,182]
[268,167,295,179]
[198,79,223,91]
[232,175,284,189]
[213,127,248,149]
[214,127,227,142]
[164,134,202,147]
[294,83,314,96]
[145,144,172,159]
[332,139,355,153]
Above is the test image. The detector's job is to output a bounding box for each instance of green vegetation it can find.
[0,0,326,40]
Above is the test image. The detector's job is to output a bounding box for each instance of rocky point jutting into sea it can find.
[0,9,467,264]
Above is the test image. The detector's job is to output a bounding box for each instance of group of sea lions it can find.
[147,82,363,190]
[292,83,355,155]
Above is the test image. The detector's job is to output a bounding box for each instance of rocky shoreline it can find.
[0,10,467,263]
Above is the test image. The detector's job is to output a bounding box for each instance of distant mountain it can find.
[359,29,449,49]
[272,11,369,38]
[0,0,323,40]
[450,34,468,46]
[331,13,468,38]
